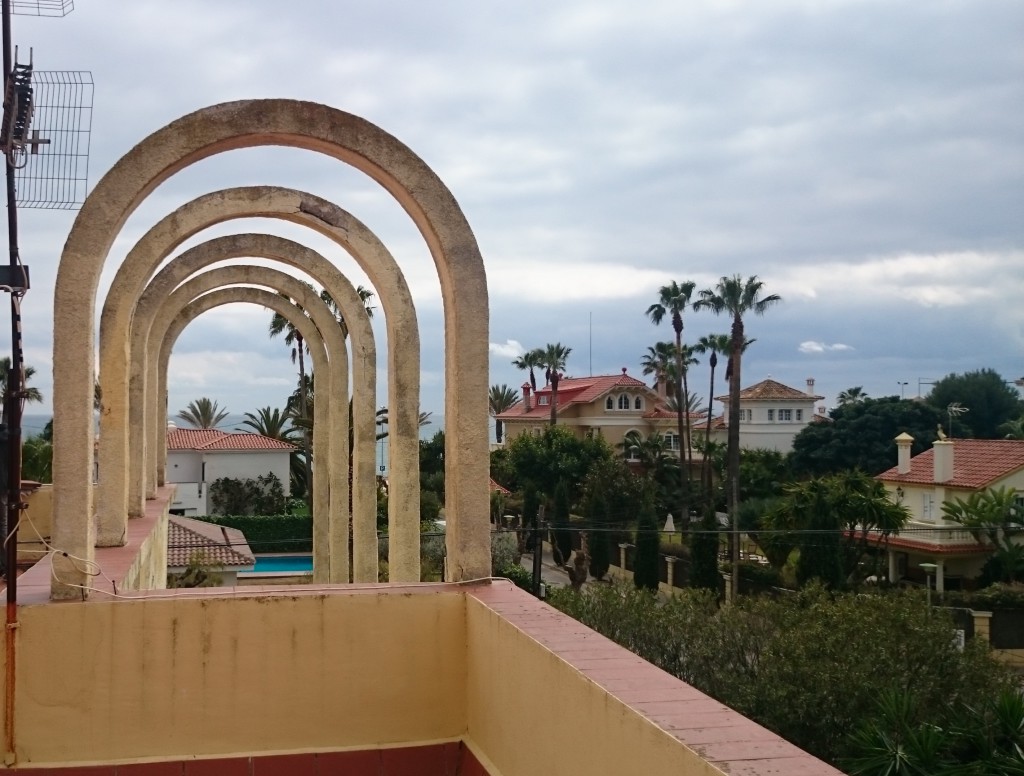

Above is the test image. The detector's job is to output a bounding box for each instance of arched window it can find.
[618,394,630,410]
[605,396,614,410]
[634,396,643,410]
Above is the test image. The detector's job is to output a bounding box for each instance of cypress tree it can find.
[690,506,721,592]
[552,479,573,566]
[523,483,539,551]
[588,489,611,581]
[634,491,660,591]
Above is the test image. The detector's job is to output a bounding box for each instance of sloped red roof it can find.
[851,530,988,555]
[496,369,656,420]
[168,427,296,452]
[715,378,823,403]
[877,439,1024,489]
[642,406,707,421]
[490,478,511,495]
[167,516,256,568]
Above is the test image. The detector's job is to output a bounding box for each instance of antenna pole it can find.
[2,0,23,609]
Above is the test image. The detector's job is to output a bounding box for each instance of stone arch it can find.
[105,233,390,580]
[162,286,335,582]
[96,187,421,584]
[149,264,373,582]
[54,101,488,599]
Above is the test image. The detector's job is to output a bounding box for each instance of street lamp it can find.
[920,562,937,610]
[897,381,908,400]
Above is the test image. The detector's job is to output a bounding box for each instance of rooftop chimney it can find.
[806,377,815,394]
[167,420,177,433]
[895,432,914,475]
[522,382,532,412]
[933,440,954,483]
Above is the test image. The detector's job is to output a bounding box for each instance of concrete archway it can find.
[56,101,488,598]
[150,264,371,582]
[162,286,335,582]
[97,187,421,582]
[106,233,389,580]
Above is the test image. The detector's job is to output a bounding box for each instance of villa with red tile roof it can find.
[166,424,297,516]
[496,372,828,460]
[495,369,696,454]
[708,377,827,453]
[871,436,1024,591]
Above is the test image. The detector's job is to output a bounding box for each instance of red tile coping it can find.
[469,582,846,776]
[10,741,485,775]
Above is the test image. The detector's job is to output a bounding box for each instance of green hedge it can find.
[194,514,312,553]
[946,583,1024,611]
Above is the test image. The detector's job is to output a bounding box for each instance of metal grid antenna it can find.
[10,0,72,17]
[12,68,92,209]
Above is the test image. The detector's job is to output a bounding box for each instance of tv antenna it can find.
[1,0,91,611]
[946,402,968,439]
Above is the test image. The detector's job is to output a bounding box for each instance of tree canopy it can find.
[790,396,947,477]
[924,368,1023,439]
[504,425,614,501]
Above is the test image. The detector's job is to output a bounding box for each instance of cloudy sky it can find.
[7,0,1023,427]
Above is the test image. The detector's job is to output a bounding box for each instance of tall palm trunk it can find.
[674,330,690,526]
[549,374,559,426]
[727,317,743,601]
[296,334,312,513]
[703,351,717,499]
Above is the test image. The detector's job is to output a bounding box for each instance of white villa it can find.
[708,377,827,453]
[166,425,296,516]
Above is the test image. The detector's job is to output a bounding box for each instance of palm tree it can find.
[240,406,298,442]
[269,287,314,510]
[694,275,781,601]
[620,430,674,478]
[646,280,697,522]
[837,386,868,406]
[512,348,544,393]
[640,341,675,399]
[320,285,375,339]
[176,397,229,429]
[693,333,732,496]
[0,356,43,404]
[488,384,520,444]
[538,342,572,426]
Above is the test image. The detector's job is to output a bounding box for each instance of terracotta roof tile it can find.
[167,516,256,568]
[715,378,824,403]
[496,370,656,420]
[877,439,1024,489]
[168,428,296,451]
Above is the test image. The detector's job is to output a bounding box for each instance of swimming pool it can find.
[247,554,313,574]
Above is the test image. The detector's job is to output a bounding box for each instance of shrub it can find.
[167,552,223,588]
[549,582,1016,768]
[946,582,1024,610]
[420,489,441,523]
[496,563,533,592]
[491,530,520,575]
[195,514,311,553]
[209,472,286,516]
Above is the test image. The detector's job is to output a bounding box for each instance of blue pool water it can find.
[249,555,313,574]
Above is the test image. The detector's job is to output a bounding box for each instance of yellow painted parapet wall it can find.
[0,580,841,773]
[5,587,467,766]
